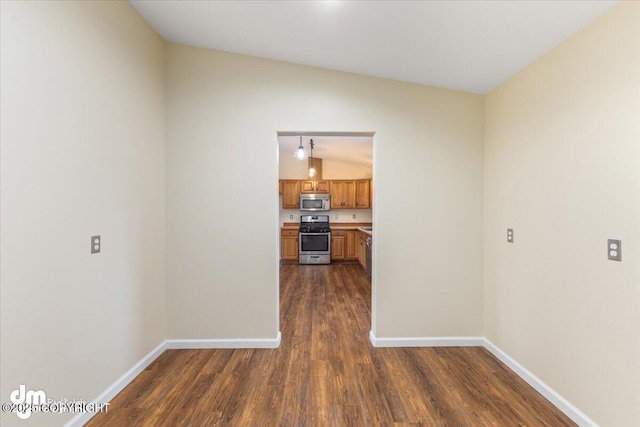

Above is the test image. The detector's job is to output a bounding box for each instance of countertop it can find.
[282,222,372,236]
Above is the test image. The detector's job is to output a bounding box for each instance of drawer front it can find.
[332,230,346,237]
[281,229,298,237]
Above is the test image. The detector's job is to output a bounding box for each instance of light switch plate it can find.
[607,239,621,261]
[507,229,514,243]
[91,235,101,254]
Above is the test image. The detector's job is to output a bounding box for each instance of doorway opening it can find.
[276,131,375,343]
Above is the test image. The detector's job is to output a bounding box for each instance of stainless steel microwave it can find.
[300,194,330,211]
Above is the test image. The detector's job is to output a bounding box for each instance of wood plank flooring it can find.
[86,263,576,426]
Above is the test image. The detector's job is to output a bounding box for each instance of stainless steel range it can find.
[299,215,331,264]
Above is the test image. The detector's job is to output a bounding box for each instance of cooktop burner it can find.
[299,215,331,234]
[299,225,331,233]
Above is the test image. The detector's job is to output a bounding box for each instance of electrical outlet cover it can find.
[607,239,621,261]
[91,235,101,254]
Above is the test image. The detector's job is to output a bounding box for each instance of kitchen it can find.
[278,134,373,277]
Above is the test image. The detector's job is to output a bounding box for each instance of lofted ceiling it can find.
[278,135,373,168]
[130,0,617,94]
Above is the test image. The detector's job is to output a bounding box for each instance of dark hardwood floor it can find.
[86,263,576,426]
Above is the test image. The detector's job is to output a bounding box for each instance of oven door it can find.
[299,232,331,255]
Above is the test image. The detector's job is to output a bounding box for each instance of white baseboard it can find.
[369,330,484,347]
[369,332,596,427]
[64,340,168,427]
[483,339,598,427]
[166,332,281,349]
[66,332,595,427]
[65,332,281,426]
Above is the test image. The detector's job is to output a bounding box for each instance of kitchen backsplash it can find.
[280,209,372,226]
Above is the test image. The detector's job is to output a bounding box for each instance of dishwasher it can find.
[365,235,372,278]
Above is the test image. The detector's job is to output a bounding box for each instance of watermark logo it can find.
[9,385,46,419]
[2,385,109,420]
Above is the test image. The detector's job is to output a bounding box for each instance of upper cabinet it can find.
[281,180,300,209]
[356,179,370,209]
[301,180,330,194]
[316,180,330,193]
[330,180,356,209]
[280,178,370,210]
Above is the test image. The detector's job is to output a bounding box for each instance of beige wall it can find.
[322,159,372,180]
[165,44,485,339]
[0,2,166,426]
[484,2,640,426]
[279,155,372,180]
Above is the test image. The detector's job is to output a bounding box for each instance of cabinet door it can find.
[300,181,315,194]
[331,235,345,260]
[358,232,366,267]
[301,180,330,194]
[315,180,330,193]
[356,179,370,209]
[345,231,358,259]
[342,181,356,208]
[330,181,344,209]
[281,180,301,209]
[281,232,299,260]
[330,181,356,209]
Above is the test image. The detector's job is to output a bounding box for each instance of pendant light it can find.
[308,139,316,178]
[294,136,308,160]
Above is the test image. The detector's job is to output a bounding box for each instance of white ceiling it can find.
[279,135,373,168]
[130,0,617,94]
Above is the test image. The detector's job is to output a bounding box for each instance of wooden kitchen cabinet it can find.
[331,230,345,260]
[315,180,330,193]
[358,231,367,268]
[331,229,360,261]
[330,180,356,209]
[281,229,299,260]
[281,179,368,209]
[281,180,301,209]
[345,230,358,260]
[301,180,330,194]
[356,179,370,208]
[300,181,314,193]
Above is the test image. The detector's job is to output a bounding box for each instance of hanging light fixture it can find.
[294,136,308,160]
[308,139,316,178]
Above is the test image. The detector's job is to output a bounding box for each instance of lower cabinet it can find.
[345,231,358,259]
[331,231,345,260]
[285,226,368,264]
[332,229,363,261]
[358,231,367,268]
[281,229,299,260]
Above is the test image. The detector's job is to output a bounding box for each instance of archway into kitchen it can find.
[276,131,375,350]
